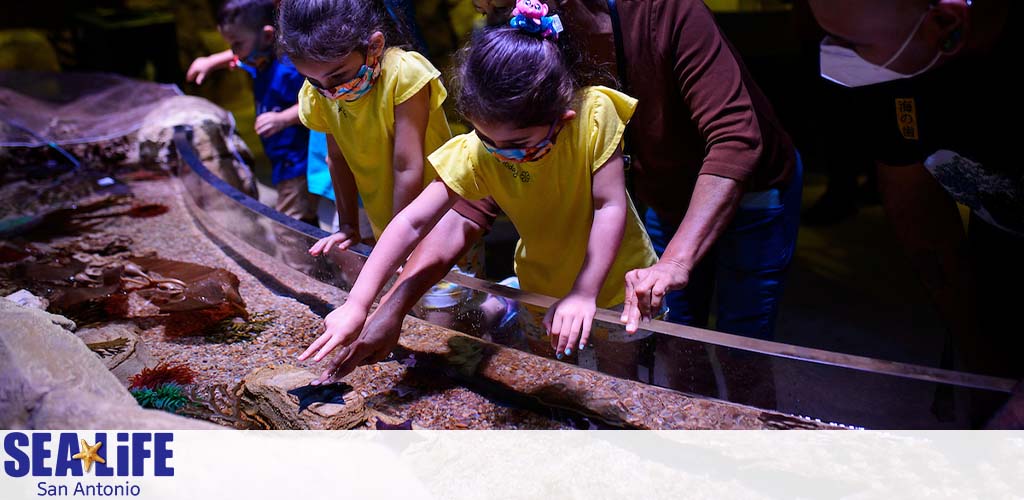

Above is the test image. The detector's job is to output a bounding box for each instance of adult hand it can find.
[543,292,596,356]
[622,260,691,333]
[308,305,404,385]
[298,302,369,377]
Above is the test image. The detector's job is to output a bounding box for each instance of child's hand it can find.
[255,111,290,138]
[298,303,369,372]
[186,56,215,85]
[543,292,597,357]
[308,225,360,256]
[309,305,404,385]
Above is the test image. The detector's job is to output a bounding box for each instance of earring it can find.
[942,28,962,52]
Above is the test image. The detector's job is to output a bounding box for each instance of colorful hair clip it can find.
[509,0,564,40]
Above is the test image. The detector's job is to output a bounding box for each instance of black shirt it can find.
[857,3,1021,236]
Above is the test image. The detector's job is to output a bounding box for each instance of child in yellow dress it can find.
[300,4,657,368]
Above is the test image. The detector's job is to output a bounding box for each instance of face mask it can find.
[479,120,560,163]
[820,10,942,88]
[312,51,382,102]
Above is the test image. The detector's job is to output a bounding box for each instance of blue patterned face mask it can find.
[478,120,560,164]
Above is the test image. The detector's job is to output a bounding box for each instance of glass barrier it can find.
[172,126,1015,428]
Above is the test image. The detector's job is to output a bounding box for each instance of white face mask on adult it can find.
[820,9,943,88]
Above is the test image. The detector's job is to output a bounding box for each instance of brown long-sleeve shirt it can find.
[454,0,795,229]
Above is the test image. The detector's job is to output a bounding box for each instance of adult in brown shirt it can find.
[304,0,800,382]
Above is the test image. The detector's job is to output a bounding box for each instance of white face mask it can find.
[820,10,942,88]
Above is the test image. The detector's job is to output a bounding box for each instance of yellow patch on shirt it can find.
[895,98,919,140]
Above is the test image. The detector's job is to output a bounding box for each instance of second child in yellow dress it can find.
[300,8,657,367]
[276,0,451,251]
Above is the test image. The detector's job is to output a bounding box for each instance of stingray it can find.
[375,419,413,430]
[287,382,354,413]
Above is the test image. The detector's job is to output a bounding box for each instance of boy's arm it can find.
[546,148,628,354]
[391,86,431,217]
[186,49,234,85]
[309,138,361,256]
[300,180,460,363]
[254,103,301,137]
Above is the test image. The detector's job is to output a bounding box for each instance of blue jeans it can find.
[645,155,803,341]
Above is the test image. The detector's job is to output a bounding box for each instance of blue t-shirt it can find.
[307,131,333,200]
[244,54,309,185]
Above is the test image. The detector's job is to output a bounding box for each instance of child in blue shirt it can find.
[187,0,314,222]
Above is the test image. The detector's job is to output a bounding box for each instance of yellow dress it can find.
[299,47,451,238]
[429,86,657,308]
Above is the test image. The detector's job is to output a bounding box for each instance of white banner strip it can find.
[2,430,1022,499]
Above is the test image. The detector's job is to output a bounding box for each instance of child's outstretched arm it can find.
[186,49,234,85]
[299,180,460,367]
[391,86,431,217]
[309,139,361,256]
[255,103,301,138]
[545,148,628,355]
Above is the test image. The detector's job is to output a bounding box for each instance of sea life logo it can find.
[2,432,174,497]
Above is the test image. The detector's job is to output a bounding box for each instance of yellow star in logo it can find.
[72,439,105,473]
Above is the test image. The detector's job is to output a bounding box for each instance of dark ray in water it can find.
[375,419,413,430]
[287,382,354,413]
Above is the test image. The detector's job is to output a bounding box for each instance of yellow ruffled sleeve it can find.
[428,134,489,201]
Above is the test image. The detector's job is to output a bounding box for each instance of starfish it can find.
[72,439,106,473]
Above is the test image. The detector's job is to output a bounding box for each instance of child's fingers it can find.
[546,308,559,350]
[557,319,573,354]
[542,307,555,332]
[314,334,347,362]
[298,332,330,361]
[309,237,327,255]
[556,315,572,353]
[323,235,343,255]
[579,315,593,349]
[336,236,354,253]
[562,315,583,355]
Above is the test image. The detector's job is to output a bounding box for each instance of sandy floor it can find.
[4,176,574,429]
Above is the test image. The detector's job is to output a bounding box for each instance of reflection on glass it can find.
[174,129,1008,429]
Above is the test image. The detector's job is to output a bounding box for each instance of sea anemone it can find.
[129,362,196,390]
[130,383,191,413]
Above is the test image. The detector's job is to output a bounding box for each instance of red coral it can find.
[129,362,196,390]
